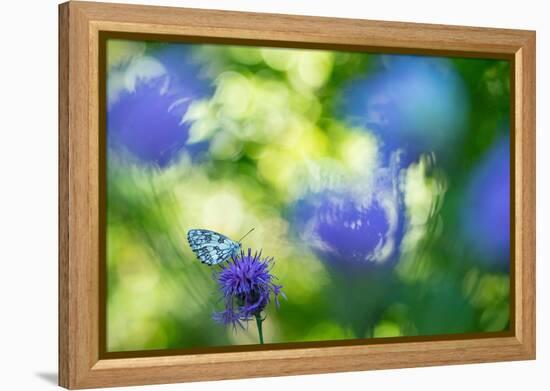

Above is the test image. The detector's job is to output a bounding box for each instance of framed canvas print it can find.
[58,1,536,389]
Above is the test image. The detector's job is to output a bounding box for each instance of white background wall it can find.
[0,0,546,389]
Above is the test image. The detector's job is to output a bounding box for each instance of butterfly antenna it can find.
[238,228,255,243]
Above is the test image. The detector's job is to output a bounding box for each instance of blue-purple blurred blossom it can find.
[340,55,469,164]
[462,137,510,267]
[293,159,405,272]
[107,45,211,166]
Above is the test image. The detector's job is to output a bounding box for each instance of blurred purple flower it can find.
[107,45,212,166]
[292,155,406,273]
[213,249,284,329]
[294,192,405,273]
[461,136,510,268]
[340,55,469,165]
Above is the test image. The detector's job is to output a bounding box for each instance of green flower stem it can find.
[255,313,264,344]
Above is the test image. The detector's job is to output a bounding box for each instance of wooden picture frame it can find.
[59,1,536,389]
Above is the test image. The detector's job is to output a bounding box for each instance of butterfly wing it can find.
[187,229,240,266]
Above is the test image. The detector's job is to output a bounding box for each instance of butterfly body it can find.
[187,229,241,266]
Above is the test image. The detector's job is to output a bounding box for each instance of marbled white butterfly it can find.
[187,228,254,266]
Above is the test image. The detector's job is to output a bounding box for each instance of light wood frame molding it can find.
[59,1,536,389]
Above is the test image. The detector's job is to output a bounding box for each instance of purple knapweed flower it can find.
[213,249,283,329]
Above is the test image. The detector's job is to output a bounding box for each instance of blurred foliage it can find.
[106,40,510,352]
